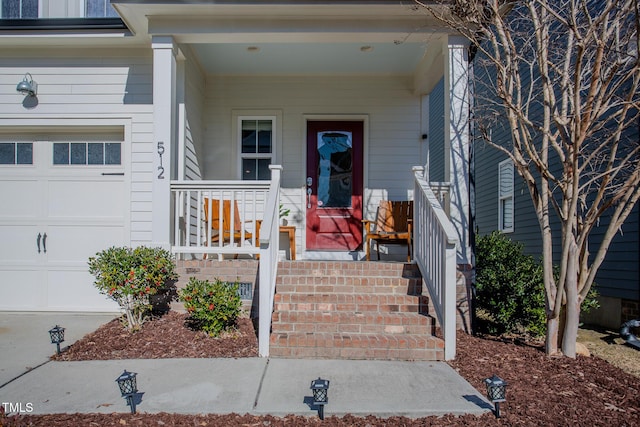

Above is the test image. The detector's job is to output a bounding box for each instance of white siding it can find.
[203,75,423,225]
[183,55,205,181]
[0,48,154,247]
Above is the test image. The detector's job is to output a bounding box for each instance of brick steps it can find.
[269,332,444,360]
[269,260,443,361]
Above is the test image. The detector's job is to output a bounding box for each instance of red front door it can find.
[306,120,363,251]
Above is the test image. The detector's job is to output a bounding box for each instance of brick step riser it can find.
[275,282,423,296]
[271,323,432,335]
[268,333,444,361]
[271,323,435,336]
[276,262,420,277]
[271,311,433,326]
[274,293,428,305]
[268,347,444,361]
[273,303,428,315]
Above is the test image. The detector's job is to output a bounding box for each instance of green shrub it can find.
[178,278,242,336]
[475,231,599,337]
[88,246,177,332]
[475,231,546,336]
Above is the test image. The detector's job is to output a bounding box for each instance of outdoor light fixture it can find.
[16,73,37,97]
[48,325,65,355]
[310,377,330,420]
[484,374,508,418]
[115,370,138,414]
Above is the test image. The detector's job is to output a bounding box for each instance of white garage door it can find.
[0,136,128,312]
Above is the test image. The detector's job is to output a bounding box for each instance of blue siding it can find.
[428,77,445,182]
[472,56,640,301]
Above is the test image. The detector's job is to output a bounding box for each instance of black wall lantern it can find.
[310,377,330,420]
[115,370,138,414]
[484,374,507,418]
[48,325,65,355]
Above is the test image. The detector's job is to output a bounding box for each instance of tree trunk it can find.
[561,241,579,358]
[546,315,559,355]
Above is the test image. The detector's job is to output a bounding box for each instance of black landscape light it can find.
[310,377,330,420]
[484,374,507,418]
[48,325,65,355]
[115,370,138,414]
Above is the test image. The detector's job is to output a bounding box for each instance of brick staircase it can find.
[269,261,444,361]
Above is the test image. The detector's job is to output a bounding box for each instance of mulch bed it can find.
[2,313,640,426]
[52,311,258,360]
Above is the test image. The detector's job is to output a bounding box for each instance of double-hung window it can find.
[498,159,514,232]
[85,0,118,18]
[239,117,275,180]
[1,0,38,18]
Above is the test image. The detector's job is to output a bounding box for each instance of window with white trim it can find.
[85,0,118,17]
[498,159,514,232]
[1,0,38,18]
[0,142,33,165]
[239,117,275,180]
[53,142,121,165]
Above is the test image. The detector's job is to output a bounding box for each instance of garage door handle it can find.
[37,233,41,253]
[42,233,47,253]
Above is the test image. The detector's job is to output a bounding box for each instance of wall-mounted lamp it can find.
[16,73,37,97]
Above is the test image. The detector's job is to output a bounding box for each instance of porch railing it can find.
[413,166,458,360]
[258,165,281,356]
[171,180,270,259]
[170,166,281,358]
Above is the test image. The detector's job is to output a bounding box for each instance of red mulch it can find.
[2,313,640,426]
[52,311,258,360]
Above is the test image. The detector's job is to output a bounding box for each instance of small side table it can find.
[279,225,296,260]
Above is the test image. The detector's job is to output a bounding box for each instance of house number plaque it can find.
[157,141,165,179]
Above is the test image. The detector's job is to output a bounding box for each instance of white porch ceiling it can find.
[191,41,428,75]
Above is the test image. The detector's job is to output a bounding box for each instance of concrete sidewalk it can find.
[0,312,492,418]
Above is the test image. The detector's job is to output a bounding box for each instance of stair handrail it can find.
[258,165,282,357]
[413,166,459,360]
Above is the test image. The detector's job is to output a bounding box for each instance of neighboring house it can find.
[472,68,640,331]
[0,1,472,358]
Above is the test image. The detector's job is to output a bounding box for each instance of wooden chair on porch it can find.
[203,198,255,258]
[362,200,413,262]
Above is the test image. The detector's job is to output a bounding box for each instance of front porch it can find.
[170,168,463,360]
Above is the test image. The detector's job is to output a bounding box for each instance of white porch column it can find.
[445,36,472,264]
[152,36,177,249]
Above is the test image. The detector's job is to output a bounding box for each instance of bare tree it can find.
[420,0,640,357]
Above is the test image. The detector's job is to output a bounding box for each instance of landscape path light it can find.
[484,374,507,418]
[310,377,330,420]
[48,325,65,355]
[115,370,138,414]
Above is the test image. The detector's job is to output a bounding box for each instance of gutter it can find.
[0,18,127,31]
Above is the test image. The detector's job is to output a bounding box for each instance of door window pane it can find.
[71,143,86,165]
[88,143,104,165]
[105,143,121,165]
[54,142,121,166]
[317,131,352,208]
[0,143,15,164]
[53,143,69,165]
[0,142,33,165]
[16,143,32,164]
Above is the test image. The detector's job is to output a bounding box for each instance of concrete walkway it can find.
[0,312,492,418]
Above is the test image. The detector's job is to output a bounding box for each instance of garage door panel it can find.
[0,225,41,264]
[0,269,46,310]
[0,180,41,218]
[45,224,127,264]
[47,270,118,312]
[47,180,126,218]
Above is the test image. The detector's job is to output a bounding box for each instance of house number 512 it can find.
[157,141,165,179]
